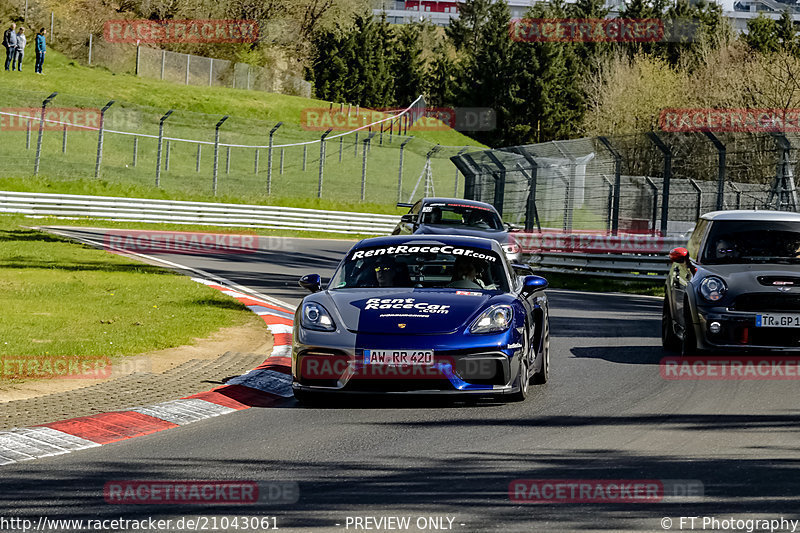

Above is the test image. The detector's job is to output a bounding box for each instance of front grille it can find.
[731,294,800,312]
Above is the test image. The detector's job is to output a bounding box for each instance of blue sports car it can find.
[292,235,550,403]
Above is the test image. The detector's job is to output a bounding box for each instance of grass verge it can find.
[542,272,665,297]
[0,215,255,361]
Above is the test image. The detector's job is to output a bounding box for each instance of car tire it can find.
[681,306,700,356]
[509,331,531,402]
[293,388,321,406]
[662,300,681,352]
[531,318,549,385]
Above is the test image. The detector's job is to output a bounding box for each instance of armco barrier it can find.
[514,231,687,281]
[0,191,400,235]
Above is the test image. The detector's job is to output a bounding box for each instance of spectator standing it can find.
[13,27,25,71]
[3,22,17,71]
[34,28,45,74]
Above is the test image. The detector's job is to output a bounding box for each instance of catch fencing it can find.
[452,132,799,236]
[0,89,479,205]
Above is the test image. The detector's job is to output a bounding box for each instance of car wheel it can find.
[293,388,321,406]
[509,331,531,402]
[662,300,681,352]
[531,318,549,385]
[681,306,700,356]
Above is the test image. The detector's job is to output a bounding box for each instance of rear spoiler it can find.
[396,203,413,208]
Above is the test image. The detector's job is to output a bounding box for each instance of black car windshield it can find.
[330,243,510,292]
[702,220,800,264]
[420,203,503,230]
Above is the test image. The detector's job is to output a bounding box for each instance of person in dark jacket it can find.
[3,22,17,71]
[34,28,45,74]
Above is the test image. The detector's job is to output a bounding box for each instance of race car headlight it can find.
[470,305,513,334]
[502,243,521,255]
[301,302,335,331]
[699,276,727,302]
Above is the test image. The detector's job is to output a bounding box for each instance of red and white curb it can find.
[0,278,296,467]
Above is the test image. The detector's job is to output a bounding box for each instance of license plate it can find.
[756,314,800,328]
[365,350,434,365]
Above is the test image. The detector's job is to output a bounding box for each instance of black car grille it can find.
[731,294,800,312]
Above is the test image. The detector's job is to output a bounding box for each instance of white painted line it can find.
[271,345,291,357]
[132,399,235,426]
[16,427,100,452]
[267,324,294,335]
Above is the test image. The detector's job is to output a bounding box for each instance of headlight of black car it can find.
[699,276,727,303]
[301,302,335,331]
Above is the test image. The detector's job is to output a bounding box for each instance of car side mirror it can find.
[669,247,689,264]
[504,222,514,232]
[522,275,548,294]
[400,214,415,224]
[299,273,322,293]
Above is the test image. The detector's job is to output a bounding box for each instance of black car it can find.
[663,210,800,354]
[393,198,522,262]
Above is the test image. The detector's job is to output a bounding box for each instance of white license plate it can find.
[365,350,434,366]
[756,314,800,328]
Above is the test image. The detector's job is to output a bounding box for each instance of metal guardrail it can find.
[0,191,401,235]
[521,233,687,281]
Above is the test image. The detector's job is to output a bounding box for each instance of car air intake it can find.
[732,294,800,312]
[757,276,800,287]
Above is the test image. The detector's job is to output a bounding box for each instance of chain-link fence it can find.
[452,132,799,236]
[0,88,479,206]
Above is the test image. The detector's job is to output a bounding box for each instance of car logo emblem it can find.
[774,281,794,286]
[398,323,406,328]
[778,286,792,293]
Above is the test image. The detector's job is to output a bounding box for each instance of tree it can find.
[393,23,426,107]
[746,14,780,54]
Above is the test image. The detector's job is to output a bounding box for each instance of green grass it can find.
[542,272,665,297]
[0,214,255,359]
[0,50,485,209]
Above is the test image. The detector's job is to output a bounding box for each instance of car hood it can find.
[415,225,509,243]
[319,289,503,335]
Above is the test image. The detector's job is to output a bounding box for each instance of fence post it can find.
[729,181,742,209]
[185,54,190,85]
[212,115,229,196]
[88,34,92,65]
[165,140,171,172]
[703,132,726,211]
[602,176,614,233]
[155,109,173,187]
[132,136,138,167]
[94,100,114,179]
[267,122,283,195]
[254,149,259,175]
[644,177,659,236]
[354,131,359,157]
[225,146,231,174]
[33,92,57,176]
[361,132,377,201]
[339,136,343,162]
[26,119,31,150]
[767,133,799,211]
[318,129,333,199]
[61,123,67,153]
[160,49,166,80]
[196,144,201,172]
[689,179,702,221]
[209,58,213,86]
[50,12,53,43]
[397,137,413,203]
[303,145,307,171]
[135,45,140,76]
[454,146,468,196]
[598,136,622,235]
[647,132,672,235]
[485,152,507,216]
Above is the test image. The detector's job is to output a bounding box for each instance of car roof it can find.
[420,198,499,211]
[701,210,800,222]
[354,234,501,252]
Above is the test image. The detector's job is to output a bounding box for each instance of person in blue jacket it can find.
[34,27,45,74]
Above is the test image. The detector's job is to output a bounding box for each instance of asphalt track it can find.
[1,228,800,533]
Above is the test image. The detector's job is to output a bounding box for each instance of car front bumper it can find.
[695,308,800,352]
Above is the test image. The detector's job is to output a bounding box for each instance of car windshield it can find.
[420,203,503,230]
[702,220,800,264]
[330,243,510,292]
